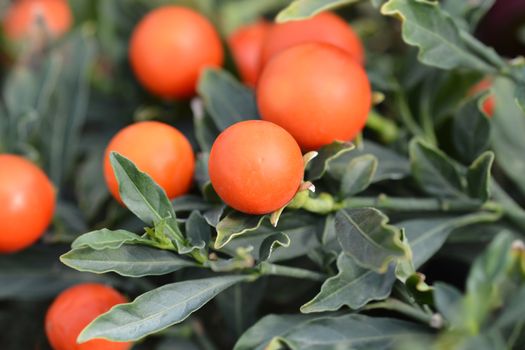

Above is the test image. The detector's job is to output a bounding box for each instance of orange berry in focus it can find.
[469,79,495,117]
[257,43,371,151]
[45,283,132,350]
[129,6,224,99]
[228,20,271,87]
[103,121,195,203]
[2,0,72,40]
[0,154,55,253]
[260,12,364,68]
[209,120,304,215]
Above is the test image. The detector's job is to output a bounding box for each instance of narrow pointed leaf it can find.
[340,154,378,197]
[301,253,396,313]
[466,151,494,202]
[259,233,291,261]
[60,245,196,277]
[197,68,259,130]
[78,275,247,342]
[71,229,152,250]
[276,0,359,22]
[215,212,266,249]
[185,211,211,250]
[307,141,354,181]
[335,208,408,272]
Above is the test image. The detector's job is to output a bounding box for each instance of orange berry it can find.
[129,6,224,99]
[470,79,495,117]
[260,12,364,68]
[0,154,55,253]
[228,20,271,87]
[2,0,72,39]
[103,121,195,203]
[45,283,132,350]
[258,43,371,151]
[209,120,304,214]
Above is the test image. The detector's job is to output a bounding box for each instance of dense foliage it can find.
[2,0,525,349]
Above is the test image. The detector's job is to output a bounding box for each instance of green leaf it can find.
[301,253,396,312]
[328,140,410,182]
[402,212,501,269]
[442,0,496,30]
[340,154,378,197]
[307,141,355,181]
[171,195,214,212]
[78,275,247,342]
[71,229,152,250]
[185,211,211,251]
[110,152,186,252]
[215,212,267,249]
[433,282,463,324]
[491,78,525,196]
[466,151,494,202]
[259,233,291,261]
[409,138,466,199]
[191,98,220,153]
[515,82,525,114]
[335,208,408,272]
[197,68,259,131]
[60,245,196,277]
[276,0,359,22]
[405,273,433,306]
[380,0,500,72]
[452,96,491,164]
[234,313,429,350]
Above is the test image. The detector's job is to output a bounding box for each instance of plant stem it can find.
[258,262,326,282]
[396,92,426,140]
[365,298,435,325]
[491,180,525,231]
[366,110,400,144]
[297,192,499,215]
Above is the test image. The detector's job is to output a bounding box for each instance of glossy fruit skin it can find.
[45,283,132,350]
[228,20,271,87]
[469,79,495,117]
[258,43,372,151]
[2,0,72,40]
[0,154,55,253]
[209,120,304,214]
[260,12,364,69]
[129,6,224,99]
[104,121,195,203]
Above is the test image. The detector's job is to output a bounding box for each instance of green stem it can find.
[420,80,438,145]
[258,262,327,282]
[366,110,400,144]
[491,180,525,231]
[297,192,498,215]
[396,92,426,140]
[365,298,436,325]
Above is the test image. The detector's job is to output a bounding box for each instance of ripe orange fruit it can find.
[260,12,364,68]
[2,0,72,40]
[257,43,371,151]
[209,120,304,214]
[129,6,224,99]
[469,79,495,117]
[228,20,271,87]
[103,121,195,203]
[0,154,55,253]
[45,283,132,350]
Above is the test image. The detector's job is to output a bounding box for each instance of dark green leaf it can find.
[340,154,378,197]
[433,282,462,323]
[60,245,196,277]
[71,229,152,250]
[308,141,355,181]
[380,0,501,72]
[516,82,525,114]
[215,212,266,249]
[185,211,211,250]
[79,275,247,342]
[110,152,186,251]
[197,68,259,131]
[276,0,359,22]
[335,208,408,272]
[328,140,410,182]
[410,138,466,198]
[235,313,429,350]
[466,151,494,202]
[191,98,219,152]
[259,233,291,261]
[452,96,491,164]
[301,253,396,312]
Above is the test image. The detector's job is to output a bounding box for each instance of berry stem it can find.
[366,110,400,143]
